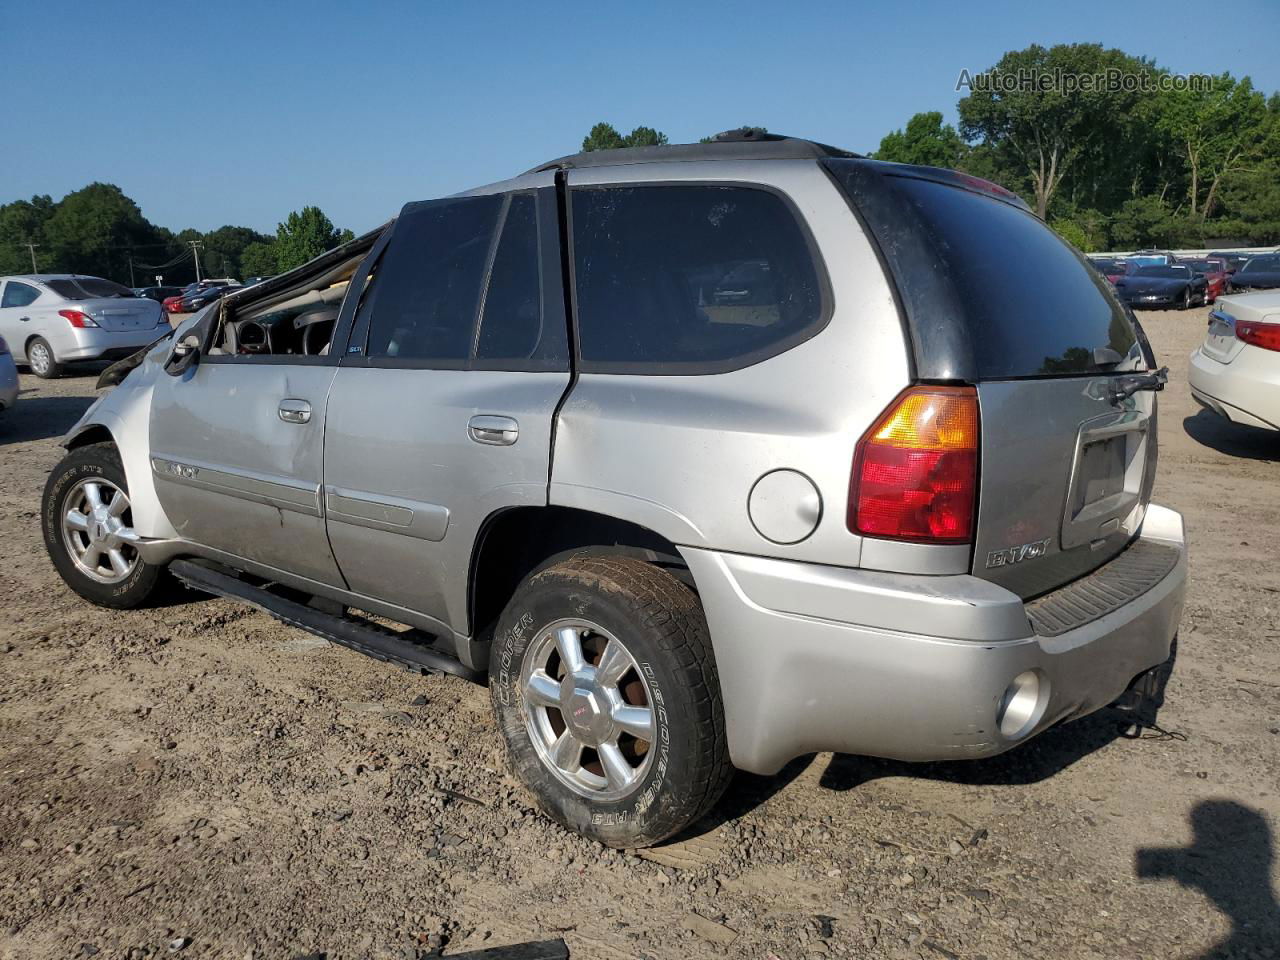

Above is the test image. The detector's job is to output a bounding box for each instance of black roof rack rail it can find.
[525,129,862,175]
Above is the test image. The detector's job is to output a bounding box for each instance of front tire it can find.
[27,337,61,378]
[42,442,166,608]
[1181,288,1192,310]
[489,556,733,848]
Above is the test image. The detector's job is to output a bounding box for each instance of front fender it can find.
[64,355,177,540]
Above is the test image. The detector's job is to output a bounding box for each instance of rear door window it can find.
[570,184,828,373]
[364,195,504,365]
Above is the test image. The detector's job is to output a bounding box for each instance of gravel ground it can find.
[0,308,1277,960]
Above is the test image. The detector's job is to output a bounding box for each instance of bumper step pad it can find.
[1025,540,1181,638]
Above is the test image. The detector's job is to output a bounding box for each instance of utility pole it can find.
[25,243,39,273]
[189,240,204,282]
[127,252,136,288]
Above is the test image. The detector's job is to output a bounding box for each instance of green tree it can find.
[0,195,55,274]
[1155,74,1272,219]
[274,206,353,272]
[958,44,1155,219]
[874,112,964,168]
[240,241,279,278]
[581,122,669,151]
[40,183,165,279]
[201,224,273,279]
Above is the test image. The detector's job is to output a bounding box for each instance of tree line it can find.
[0,184,354,286]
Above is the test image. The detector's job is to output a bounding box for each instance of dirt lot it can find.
[1,309,1277,960]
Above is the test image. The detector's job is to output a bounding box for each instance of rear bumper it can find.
[1188,345,1280,431]
[59,326,167,363]
[682,504,1187,775]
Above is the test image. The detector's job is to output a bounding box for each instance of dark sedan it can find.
[1113,264,1208,309]
[179,283,241,312]
[1209,252,1253,275]
[1227,254,1280,292]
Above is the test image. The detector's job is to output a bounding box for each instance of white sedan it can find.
[1189,291,1280,431]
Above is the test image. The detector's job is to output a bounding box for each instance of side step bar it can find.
[169,558,481,682]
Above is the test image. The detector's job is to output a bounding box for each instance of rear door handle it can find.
[278,398,312,424]
[468,415,518,445]
[18,316,30,322]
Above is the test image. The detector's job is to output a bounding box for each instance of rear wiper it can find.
[1107,367,1168,405]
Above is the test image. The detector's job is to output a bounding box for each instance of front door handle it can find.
[278,398,312,424]
[468,415,518,446]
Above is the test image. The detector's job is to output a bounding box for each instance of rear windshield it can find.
[1135,266,1191,279]
[45,278,134,300]
[838,169,1137,379]
[1241,255,1280,272]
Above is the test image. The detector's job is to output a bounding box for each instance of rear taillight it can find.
[849,386,979,544]
[1236,319,1280,352]
[58,309,99,329]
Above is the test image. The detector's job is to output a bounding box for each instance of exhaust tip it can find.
[997,670,1049,740]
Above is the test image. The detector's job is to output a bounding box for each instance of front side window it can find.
[571,184,827,372]
[1,281,40,308]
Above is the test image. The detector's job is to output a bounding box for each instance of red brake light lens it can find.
[849,386,979,544]
[1235,319,1280,352]
[58,309,99,329]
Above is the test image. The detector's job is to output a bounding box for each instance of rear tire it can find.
[489,555,733,848]
[1181,289,1192,310]
[42,442,166,609]
[27,337,61,379]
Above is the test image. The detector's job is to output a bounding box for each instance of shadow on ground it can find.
[1183,410,1280,462]
[1137,799,1280,959]
[0,394,95,445]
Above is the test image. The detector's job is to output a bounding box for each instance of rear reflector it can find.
[1236,319,1280,352]
[849,386,979,544]
[58,309,99,329]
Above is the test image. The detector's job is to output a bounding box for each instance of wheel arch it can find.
[467,505,693,649]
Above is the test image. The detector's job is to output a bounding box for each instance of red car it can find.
[1087,256,1129,284]
[1181,258,1230,302]
[161,294,185,314]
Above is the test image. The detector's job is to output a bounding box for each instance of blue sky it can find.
[4,0,1277,235]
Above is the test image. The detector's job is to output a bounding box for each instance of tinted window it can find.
[888,176,1136,378]
[571,185,825,371]
[46,279,88,300]
[475,194,553,363]
[365,195,503,363]
[76,278,134,298]
[1,281,40,308]
[1135,266,1190,279]
[1242,255,1280,272]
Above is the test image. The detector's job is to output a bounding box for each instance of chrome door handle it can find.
[278,399,312,424]
[468,415,518,445]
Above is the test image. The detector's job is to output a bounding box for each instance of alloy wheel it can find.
[61,478,140,584]
[519,618,656,800]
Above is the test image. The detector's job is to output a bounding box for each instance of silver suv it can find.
[42,133,1187,848]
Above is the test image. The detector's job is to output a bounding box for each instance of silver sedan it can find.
[0,274,168,379]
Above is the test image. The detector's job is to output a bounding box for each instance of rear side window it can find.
[365,195,503,364]
[571,184,827,372]
[886,176,1136,379]
[1,281,40,308]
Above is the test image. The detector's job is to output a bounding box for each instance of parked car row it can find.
[1088,249,1280,309]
